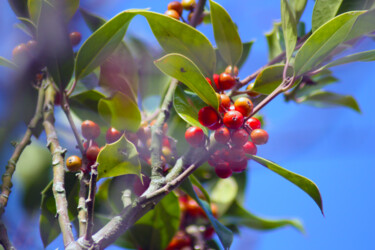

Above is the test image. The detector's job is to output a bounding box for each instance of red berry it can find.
[219,72,236,90]
[83,140,99,150]
[231,129,249,146]
[106,127,122,144]
[86,146,100,162]
[198,106,219,127]
[219,94,231,113]
[214,127,230,144]
[223,111,244,129]
[243,141,257,155]
[231,158,247,173]
[234,97,253,117]
[69,31,82,46]
[167,231,192,250]
[250,129,269,145]
[215,161,232,178]
[245,117,261,130]
[162,137,171,147]
[204,226,215,240]
[185,126,205,147]
[133,175,151,196]
[227,148,246,163]
[213,74,220,90]
[81,120,100,139]
[167,1,183,15]
[207,119,222,130]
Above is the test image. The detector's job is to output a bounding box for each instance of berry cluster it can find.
[164,0,203,25]
[184,66,269,178]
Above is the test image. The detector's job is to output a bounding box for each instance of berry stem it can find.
[189,0,207,27]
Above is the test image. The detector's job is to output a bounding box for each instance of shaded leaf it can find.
[0,56,17,69]
[338,0,375,14]
[80,8,106,32]
[248,154,324,214]
[312,0,343,32]
[8,0,29,18]
[97,135,141,180]
[215,41,254,73]
[281,0,298,60]
[211,177,238,216]
[345,9,375,41]
[265,22,284,60]
[294,71,339,99]
[289,0,308,22]
[323,49,375,68]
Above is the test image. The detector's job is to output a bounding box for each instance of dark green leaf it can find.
[222,201,304,232]
[0,56,17,69]
[209,0,242,66]
[345,9,375,41]
[37,1,74,90]
[211,177,238,216]
[289,0,307,22]
[312,0,343,32]
[98,92,141,132]
[265,22,284,60]
[252,64,294,95]
[97,135,141,180]
[155,53,219,109]
[248,154,324,214]
[323,49,375,68]
[181,179,233,249]
[80,8,106,32]
[215,41,254,73]
[281,0,298,60]
[8,0,29,18]
[295,11,363,75]
[338,0,375,14]
[298,90,361,112]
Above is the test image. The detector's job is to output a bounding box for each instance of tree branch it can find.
[189,0,207,27]
[0,221,15,250]
[83,163,98,243]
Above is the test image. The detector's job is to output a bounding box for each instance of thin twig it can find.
[189,0,207,27]
[84,163,98,243]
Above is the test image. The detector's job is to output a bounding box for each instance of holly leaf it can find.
[97,135,141,180]
[0,56,17,69]
[248,154,324,214]
[281,0,298,60]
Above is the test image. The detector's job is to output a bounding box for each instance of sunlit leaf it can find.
[322,50,375,69]
[265,22,284,60]
[252,64,294,94]
[289,0,307,22]
[312,0,343,32]
[211,177,238,216]
[281,0,298,60]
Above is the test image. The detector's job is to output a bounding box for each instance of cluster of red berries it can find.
[164,0,203,24]
[185,66,269,178]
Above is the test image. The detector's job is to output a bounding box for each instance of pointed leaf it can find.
[295,11,363,75]
[211,177,238,216]
[190,175,211,204]
[289,0,307,22]
[98,92,141,132]
[248,154,324,214]
[281,0,298,60]
[345,9,375,41]
[0,56,17,69]
[8,0,29,18]
[323,50,375,68]
[28,0,42,24]
[155,53,218,109]
[216,41,254,73]
[97,135,141,180]
[338,0,375,14]
[80,8,106,32]
[312,0,343,32]
[265,22,284,60]
[210,0,243,66]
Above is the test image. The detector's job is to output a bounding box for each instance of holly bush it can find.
[0,0,374,249]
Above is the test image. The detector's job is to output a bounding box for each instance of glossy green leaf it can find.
[28,0,41,24]
[8,0,29,18]
[211,177,238,216]
[155,53,218,109]
[216,41,254,73]
[98,92,141,132]
[0,56,17,69]
[265,22,284,60]
[298,90,361,112]
[281,0,298,60]
[345,9,375,41]
[39,173,79,247]
[210,0,242,66]
[323,50,375,69]
[289,0,307,22]
[80,8,106,32]
[252,64,294,95]
[222,201,304,232]
[37,1,74,90]
[97,135,141,180]
[312,0,343,32]
[294,71,339,99]
[181,179,233,249]
[173,85,208,134]
[295,11,363,75]
[248,154,324,214]
[75,12,136,80]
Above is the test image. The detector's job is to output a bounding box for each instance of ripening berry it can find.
[66,155,82,172]
[207,119,222,130]
[86,146,100,162]
[219,72,236,90]
[186,199,205,217]
[198,106,219,127]
[69,31,82,46]
[166,231,192,250]
[243,141,257,155]
[185,126,205,147]
[234,97,253,117]
[245,117,261,130]
[215,161,232,178]
[167,1,183,15]
[106,127,122,144]
[250,129,269,145]
[162,146,172,160]
[219,94,231,113]
[181,0,196,10]
[81,120,100,139]
[164,9,180,20]
[214,127,230,144]
[231,129,249,146]
[223,110,244,129]
[231,158,247,173]
[225,65,239,76]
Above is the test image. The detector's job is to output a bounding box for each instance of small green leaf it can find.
[75,12,136,80]
[211,177,238,216]
[155,53,218,109]
[345,9,375,41]
[265,22,284,60]
[0,56,17,69]
[97,135,141,180]
[289,0,307,22]
[181,179,233,249]
[298,90,361,112]
[312,0,343,32]
[173,85,208,134]
[80,8,106,32]
[210,0,243,66]
[248,154,324,214]
[252,64,294,95]
[222,201,304,232]
[98,92,141,132]
[295,11,363,75]
[322,50,375,68]
[281,0,298,60]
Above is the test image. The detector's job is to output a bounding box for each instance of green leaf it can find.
[39,172,79,247]
[265,22,284,60]
[289,0,307,22]
[222,201,304,232]
[298,90,361,112]
[211,177,238,216]
[294,71,339,99]
[322,50,375,68]
[0,56,17,69]
[97,135,141,180]
[190,175,211,204]
[215,41,254,73]
[209,0,242,66]
[155,53,218,109]
[345,9,375,41]
[338,0,375,14]
[98,92,141,132]
[312,0,343,32]
[75,12,136,80]
[248,154,324,214]
[281,0,298,60]
[37,1,74,90]
[8,0,29,18]
[173,85,208,134]
[252,64,294,95]
[181,179,233,249]
[80,8,106,32]
[28,0,42,24]
[295,11,363,75]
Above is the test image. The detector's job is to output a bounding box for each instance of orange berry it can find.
[165,9,180,20]
[225,65,239,76]
[167,1,183,15]
[66,155,82,172]
[234,97,253,117]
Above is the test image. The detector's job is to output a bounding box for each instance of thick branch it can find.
[189,0,207,27]
[0,85,45,217]
[0,221,15,250]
